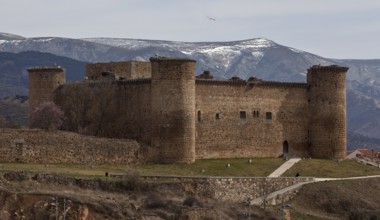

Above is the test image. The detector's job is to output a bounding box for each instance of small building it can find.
[347,149,380,164]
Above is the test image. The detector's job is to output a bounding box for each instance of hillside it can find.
[0,96,28,127]
[290,178,380,219]
[347,131,380,151]
[0,171,379,219]
[0,171,280,219]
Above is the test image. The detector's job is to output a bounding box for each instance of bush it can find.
[30,102,64,130]
[121,170,142,191]
[144,193,167,209]
[183,196,204,208]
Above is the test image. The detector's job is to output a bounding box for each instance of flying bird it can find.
[207,16,216,21]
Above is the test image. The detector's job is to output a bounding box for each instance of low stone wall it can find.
[0,129,140,164]
[140,176,314,203]
[5,172,312,207]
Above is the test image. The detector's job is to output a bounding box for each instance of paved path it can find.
[251,175,380,205]
[314,174,380,182]
[268,158,301,177]
[250,181,309,205]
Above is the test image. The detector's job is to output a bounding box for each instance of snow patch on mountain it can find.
[289,47,303,53]
[79,37,276,71]
[251,51,264,59]
[30,38,55,43]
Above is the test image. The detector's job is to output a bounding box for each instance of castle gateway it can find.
[28,57,348,163]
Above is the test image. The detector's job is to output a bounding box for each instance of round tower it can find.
[150,57,196,163]
[28,67,66,126]
[307,65,348,159]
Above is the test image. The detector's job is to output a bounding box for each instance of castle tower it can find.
[307,65,348,159]
[28,67,66,126]
[150,57,196,163]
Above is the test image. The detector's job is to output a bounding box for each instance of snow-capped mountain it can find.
[1,32,380,141]
[0,34,333,81]
[81,37,336,81]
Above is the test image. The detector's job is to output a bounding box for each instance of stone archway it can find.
[283,140,289,155]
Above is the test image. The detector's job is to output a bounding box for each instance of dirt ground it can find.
[0,171,280,220]
[1,171,379,220]
[290,178,380,219]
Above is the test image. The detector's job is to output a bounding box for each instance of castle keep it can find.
[28,57,348,163]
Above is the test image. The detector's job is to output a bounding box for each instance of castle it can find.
[28,57,348,163]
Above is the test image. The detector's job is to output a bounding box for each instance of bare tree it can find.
[29,101,64,131]
[58,82,115,136]
[259,178,273,210]
[59,84,94,134]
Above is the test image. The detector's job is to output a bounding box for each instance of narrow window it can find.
[215,113,220,120]
[252,108,260,118]
[266,112,272,121]
[240,111,247,119]
[197,110,201,122]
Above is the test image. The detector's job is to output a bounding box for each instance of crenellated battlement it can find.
[196,79,307,88]
[28,66,65,72]
[307,65,349,73]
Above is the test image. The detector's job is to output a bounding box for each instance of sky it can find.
[1,0,380,59]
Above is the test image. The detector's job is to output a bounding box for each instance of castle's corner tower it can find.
[150,57,196,163]
[307,65,348,159]
[28,67,66,126]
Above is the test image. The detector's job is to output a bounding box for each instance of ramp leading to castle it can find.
[268,158,301,177]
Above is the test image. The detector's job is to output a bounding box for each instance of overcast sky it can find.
[1,0,380,59]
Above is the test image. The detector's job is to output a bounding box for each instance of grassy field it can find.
[282,158,380,178]
[0,158,284,178]
[0,158,379,178]
[135,158,284,176]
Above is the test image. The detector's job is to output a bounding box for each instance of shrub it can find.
[183,196,204,208]
[30,102,64,131]
[121,170,142,191]
[144,193,167,209]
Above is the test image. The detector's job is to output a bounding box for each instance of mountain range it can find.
[1,32,380,149]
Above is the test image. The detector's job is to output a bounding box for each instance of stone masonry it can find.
[27,57,349,163]
[0,129,139,164]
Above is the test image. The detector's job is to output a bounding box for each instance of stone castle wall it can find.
[86,61,151,80]
[150,58,196,163]
[27,59,348,163]
[54,79,153,144]
[308,66,348,159]
[31,172,313,205]
[28,67,65,121]
[195,80,310,158]
[100,80,152,143]
[0,129,140,164]
[53,78,311,160]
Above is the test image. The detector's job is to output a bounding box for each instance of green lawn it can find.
[135,158,284,177]
[1,158,379,178]
[0,158,284,178]
[282,159,380,178]
[0,163,127,178]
